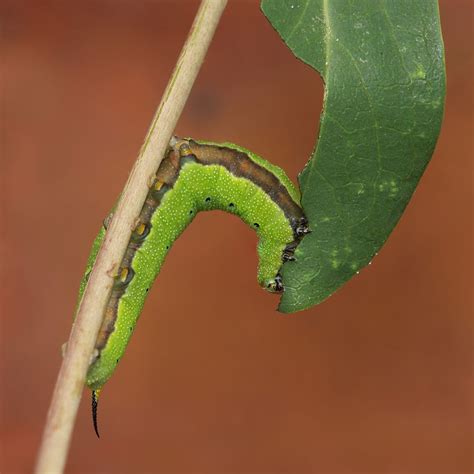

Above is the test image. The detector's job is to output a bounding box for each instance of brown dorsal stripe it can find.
[186,140,305,231]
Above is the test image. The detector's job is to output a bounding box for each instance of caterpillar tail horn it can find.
[92,389,101,438]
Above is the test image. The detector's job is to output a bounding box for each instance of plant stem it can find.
[34,1,228,472]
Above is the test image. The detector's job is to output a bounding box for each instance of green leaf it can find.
[262,0,446,313]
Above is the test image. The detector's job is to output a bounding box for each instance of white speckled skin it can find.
[76,143,303,391]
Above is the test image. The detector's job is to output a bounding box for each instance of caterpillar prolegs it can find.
[75,137,309,435]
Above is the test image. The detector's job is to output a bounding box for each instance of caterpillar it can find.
[75,137,309,436]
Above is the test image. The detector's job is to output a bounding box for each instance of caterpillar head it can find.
[264,274,284,293]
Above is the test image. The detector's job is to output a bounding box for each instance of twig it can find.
[35,1,228,472]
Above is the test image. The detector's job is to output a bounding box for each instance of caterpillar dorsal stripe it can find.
[74,137,309,435]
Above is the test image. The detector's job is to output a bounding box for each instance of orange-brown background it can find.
[1,1,472,472]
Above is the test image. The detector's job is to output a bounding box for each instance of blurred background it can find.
[1,1,472,472]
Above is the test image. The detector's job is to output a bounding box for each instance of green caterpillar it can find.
[76,137,309,436]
